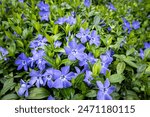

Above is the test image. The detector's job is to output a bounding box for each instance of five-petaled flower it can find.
[65,40,86,61]
[15,53,29,71]
[18,79,31,97]
[53,66,75,88]
[96,78,115,100]
[88,30,100,47]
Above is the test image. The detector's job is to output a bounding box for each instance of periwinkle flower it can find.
[66,16,76,25]
[65,40,86,61]
[37,1,50,21]
[144,42,150,49]
[18,79,31,97]
[15,53,29,71]
[0,47,8,60]
[100,50,114,75]
[54,40,62,48]
[39,11,50,21]
[97,78,115,100]
[43,68,59,88]
[139,49,144,59]
[76,28,90,43]
[132,21,140,30]
[108,3,116,11]
[79,53,97,66]
[122,18,132,33]
[53,66,75,88]
[47,95,55,100]
[88,30,100,47]
[84,70,93,85]
[38,1,49,11]
[18,0,24,2]
[84,0,91,8]
[29,70,44,88]
[55,17,67,25]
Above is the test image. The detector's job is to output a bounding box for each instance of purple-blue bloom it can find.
[108,3,116,11]
[55,17,67,25]
[0,46,8,60]
[15,53,29,71]
[76,28,90,43]
[84,70,93,85]
[53,66,75,88]
[39,11,50,21]
[18,0,24,2]
[65,41,86,61]
[88,30,100,47]
[29,70,44,88]
[18,79,31,97]
[66,16,76,25]
[96,78,115,100]
[43,68,59,88]
[100,50,114,75]
[139,49,144,59]
[144,42,150,49]
[47,95,55,100]
[37,1,50,21]
[54,41,62,48]
[84,0,91,7]
[122,18,132,33]
[132,21,140,30]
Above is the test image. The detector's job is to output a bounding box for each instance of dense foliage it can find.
[0,0,150,100]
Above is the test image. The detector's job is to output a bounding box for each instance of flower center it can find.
[47,75,52,80]
[71,49,77,55]
[60,75,66,80]
[22,60,26,65]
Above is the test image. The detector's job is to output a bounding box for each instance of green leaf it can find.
[27,88,50,99]
[72,94,84,100]
[124,58,138,68]
[74,73,85,88]
[93,16,100,25]
[126,48,135,56]
[60,88,75,99]
[145,66,150,75]
[109,74,125,83]
[144,48,150,59]
[86,90,97,98]
[0,78,16,96]
[1,93,18,100]
[92,60,101,76]
[117,62,126,74]
[44,56,56,68]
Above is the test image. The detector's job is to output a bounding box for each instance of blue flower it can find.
[54,41,62,48]
[53,66,75,88]
[84,0,91,7]
[38,1,49,11]
[30,34,47,49]
[79,53,97,66]
[65,41,86,61]
[66,16,76,25]
[122,18,132,33]
[84,70,93,85]
[108,3,116,11]
[0,46,8,60]
[132,21,140,30]
[76,28,90,43]
[18,0,24,3]
[39,11,50,21]
[18,79,31,97]
[96,78,115,100]
[43,68,59,88]
[37,1,50,21]
[15,53,29,71]
[139,49,144,59]
[29,70,44,88]
[47,95,55,100]
[55,17,67,25]
[100,50,114,75]
[144,42,150,49]
[88,30,100,47]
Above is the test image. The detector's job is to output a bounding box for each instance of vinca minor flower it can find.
[84,0,91,8]
[65,40,86,61]
[96,78,115,100]
[0,46,8,60]
[53,66,75,88]
[132,21,140,30]
[108,3,116,11]
[18,79,31,97]
[84,70,93,85]
[15,53,29,71]
[88,30,100,47]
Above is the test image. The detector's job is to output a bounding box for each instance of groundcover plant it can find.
[0,0,150,100]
